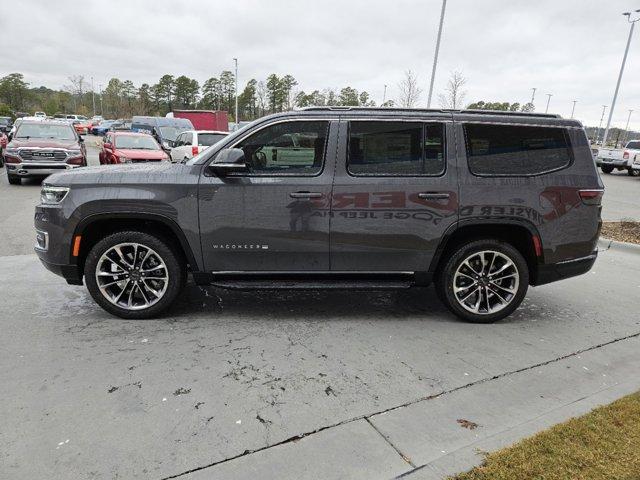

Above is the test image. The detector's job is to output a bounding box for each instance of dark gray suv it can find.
[34,107,604,323]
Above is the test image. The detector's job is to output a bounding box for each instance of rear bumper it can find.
[597,158,628,167]
[533,252,597,286]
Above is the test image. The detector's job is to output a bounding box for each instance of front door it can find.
[198,119,337,272]
[330,117,458,271]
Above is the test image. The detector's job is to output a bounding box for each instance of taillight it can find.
[67,156,84,165]
[623,151,630,159]
[579,189,604,205]
[192,146,199,156]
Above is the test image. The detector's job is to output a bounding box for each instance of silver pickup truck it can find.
[596,140,640,176]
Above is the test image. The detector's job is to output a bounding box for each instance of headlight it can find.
[67,149,82,157]
[5,148,19,156]
[40,185,70,205]
[162,141,170,148]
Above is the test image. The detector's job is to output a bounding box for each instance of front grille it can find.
[19,149,68,161]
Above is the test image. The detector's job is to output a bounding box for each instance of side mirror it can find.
[103,142,112,149]
[207,148,248,175]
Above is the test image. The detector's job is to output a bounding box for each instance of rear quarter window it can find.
[464,123,572,176]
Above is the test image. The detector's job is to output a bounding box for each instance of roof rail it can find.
[298,106,562,119]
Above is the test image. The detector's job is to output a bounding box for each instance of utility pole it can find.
[233,58,239,127]
[91,76,96,116]
[530,87,537,104]
[594,105,608,143]
[545,94,552,113]
[427,0,447,108]
[382,84,387,105]
[571,100,577,119]
[602,10,640,146]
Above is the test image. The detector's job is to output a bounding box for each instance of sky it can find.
[2,0,640,129]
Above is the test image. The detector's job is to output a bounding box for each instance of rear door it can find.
[330,116,458,271]
[198,118,338,272]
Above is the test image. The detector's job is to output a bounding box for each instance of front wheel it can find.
[601,165,614,174]
[628,167,639,177]
[436,240,529,323]
[84,231,185,319]
[7,173,20,185]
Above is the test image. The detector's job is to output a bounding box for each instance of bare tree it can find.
[256,80,267,117]
[438,71,467,109]
[63,75,86,110]
[397,70,422,108]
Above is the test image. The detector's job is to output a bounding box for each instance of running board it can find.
[208,279,414,290]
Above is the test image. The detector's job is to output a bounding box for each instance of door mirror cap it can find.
[207,148,248,175]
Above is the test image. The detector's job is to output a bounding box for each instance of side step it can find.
[209,279,414,291]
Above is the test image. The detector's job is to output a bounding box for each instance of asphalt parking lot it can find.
[1,140,640,479]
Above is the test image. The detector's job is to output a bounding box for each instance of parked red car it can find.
[99,131,169,164]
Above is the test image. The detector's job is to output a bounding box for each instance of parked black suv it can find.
[34,108,603,322]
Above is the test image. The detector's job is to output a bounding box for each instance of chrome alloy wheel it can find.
[95,243,169,310]
[452,250,519,315]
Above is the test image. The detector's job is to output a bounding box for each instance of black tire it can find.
[628,167,639,177]
[436,239,529,323]
[84,231,185,319]
[7,174,20,185]
[601,165,614,174]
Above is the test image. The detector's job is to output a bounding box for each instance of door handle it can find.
[289,191,323,199]
[417,192,450,200]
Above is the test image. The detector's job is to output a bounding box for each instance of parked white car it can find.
[170,130,228,162]
[596,140,640,176]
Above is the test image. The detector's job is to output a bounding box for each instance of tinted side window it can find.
[348,121,445,176]
[464,124,571,176]
[235,121,328,175]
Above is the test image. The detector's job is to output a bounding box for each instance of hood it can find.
[44,161,197,187]
[115,148,167,160]
[9,138,80,149]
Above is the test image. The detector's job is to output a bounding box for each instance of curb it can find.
[598,237,640,254]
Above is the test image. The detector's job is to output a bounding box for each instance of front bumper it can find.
[6,161,81,177]
[38,257,83,285]
[533,251,597,286]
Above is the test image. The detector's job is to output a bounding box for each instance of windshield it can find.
[626,141,640,149]
[115,135,160,150]
[15,123,76,140]
[158,126,188,141]
[198,133,228,146]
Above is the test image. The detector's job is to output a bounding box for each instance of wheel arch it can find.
[73,212,199,274]
[428,218,543,284]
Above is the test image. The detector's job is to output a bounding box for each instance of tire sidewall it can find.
[438,240,529,323]
[84,231,184,319]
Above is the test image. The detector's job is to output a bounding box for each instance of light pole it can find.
[530,87,537,105]
[233,58,239,126]
[427,0,447,108]
[382,84,387,105]
[91,76,96,116]
[622,109,633,145]
[545,94,552,113]
[98,84,103,116]
[602,10,640,146]
[571,100,577,119]
[594,105,608,143]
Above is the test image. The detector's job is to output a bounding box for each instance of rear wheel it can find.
[601,165,614,174]
[7,174,20,185]
[436,240,529,323]
[84,231,185,319]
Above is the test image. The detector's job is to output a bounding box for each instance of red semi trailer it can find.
[171,110,229,132]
